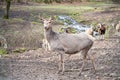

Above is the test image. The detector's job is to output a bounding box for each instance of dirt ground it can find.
[0,33,120,80]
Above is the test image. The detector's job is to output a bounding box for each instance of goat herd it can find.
[41,17,120,75]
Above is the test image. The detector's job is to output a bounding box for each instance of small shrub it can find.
[59,26,77,34]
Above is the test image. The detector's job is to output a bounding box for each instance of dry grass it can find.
[0,19,44,50]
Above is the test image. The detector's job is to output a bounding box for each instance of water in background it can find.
[57,15,99,36]
[58,15,89,32]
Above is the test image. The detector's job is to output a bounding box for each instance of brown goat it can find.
[96,23,106,40]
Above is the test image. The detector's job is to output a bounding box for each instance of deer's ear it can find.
[38,14,44,21]
[40,17,45,21]
[49,16,54,21]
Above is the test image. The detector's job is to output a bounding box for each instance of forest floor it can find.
[0,33,120,80]
[0,2,120,80]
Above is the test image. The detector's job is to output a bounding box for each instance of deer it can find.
[85,25,94,36]
[40,16,96,75]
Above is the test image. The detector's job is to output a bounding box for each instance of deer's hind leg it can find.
[79,49,96,76]
[88,54,96,74]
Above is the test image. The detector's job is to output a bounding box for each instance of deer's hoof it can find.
[57,70,64,75]
[93,71,96,75]
[78,73,82,76]
[61,71,64,75]
[57,70,62,74]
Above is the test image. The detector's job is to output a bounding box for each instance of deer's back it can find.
[57,33,93,54]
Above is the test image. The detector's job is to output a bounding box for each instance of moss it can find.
[12,48,27,53]
[31,21,40,25]
[0,48,8,55]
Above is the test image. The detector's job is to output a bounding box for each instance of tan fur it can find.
[85,26,94,36]
[0,35,7,49]
[42,39,51,51]
[116,21,120,32]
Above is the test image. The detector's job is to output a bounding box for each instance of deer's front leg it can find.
[58,52,65,75]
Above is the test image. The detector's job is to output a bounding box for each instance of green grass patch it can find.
[0,48,8,55]
[59,26,77,33]
[12,48,27,53]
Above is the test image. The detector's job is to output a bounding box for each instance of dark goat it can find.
[96,23,106,40]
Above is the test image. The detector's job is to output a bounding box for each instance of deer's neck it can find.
[45,28,56,42]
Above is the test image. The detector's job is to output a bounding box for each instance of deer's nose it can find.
[44,26,47,28]
[44,26,49,30]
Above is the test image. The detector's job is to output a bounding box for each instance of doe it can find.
[41,17,96,75]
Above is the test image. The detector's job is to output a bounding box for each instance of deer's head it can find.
[41,17,54,31]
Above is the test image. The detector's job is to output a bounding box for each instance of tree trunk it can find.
[3,0,11,19]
